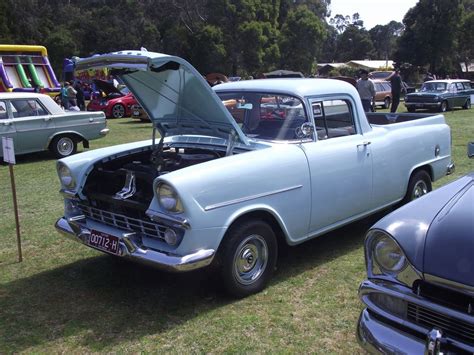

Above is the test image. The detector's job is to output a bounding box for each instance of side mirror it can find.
[468,142,474,158]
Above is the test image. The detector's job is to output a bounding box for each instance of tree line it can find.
[0,0,472,80]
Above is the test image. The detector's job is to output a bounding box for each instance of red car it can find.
[87,79,137,118]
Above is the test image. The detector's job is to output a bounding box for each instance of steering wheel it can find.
[295,122,314,138]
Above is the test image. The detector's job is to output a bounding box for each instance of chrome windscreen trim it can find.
[204,185,303,211]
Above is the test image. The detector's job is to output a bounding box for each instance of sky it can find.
[328,0,420,30]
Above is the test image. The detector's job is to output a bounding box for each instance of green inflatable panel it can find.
[15,56,31,88]
[27,57,42,87]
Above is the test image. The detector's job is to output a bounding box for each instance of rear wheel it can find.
[402,170,432,204]
[220,220,277,298]
[463,99,471,110]
[111,104,125,118]
[50,135,77,158]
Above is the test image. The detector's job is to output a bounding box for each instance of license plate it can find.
[88,230,120,255]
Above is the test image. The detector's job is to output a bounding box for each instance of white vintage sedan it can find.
[0,93,109,159]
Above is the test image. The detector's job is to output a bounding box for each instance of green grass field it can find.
[1,108,473,353]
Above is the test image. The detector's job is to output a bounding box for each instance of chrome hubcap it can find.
[233,235,268,285]
[412,180,428,199]
[58,138,73,156]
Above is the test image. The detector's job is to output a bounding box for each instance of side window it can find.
[312,99,356,140]
[448,84,457,93]
[11,99,48,118]
[0,101,8,119]
[463,82,472,90]
[456,82,464,91]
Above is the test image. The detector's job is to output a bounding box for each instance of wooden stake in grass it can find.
[2,137,22,262]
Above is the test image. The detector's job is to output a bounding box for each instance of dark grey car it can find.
[357,143,474,354]
[405,79,473,112]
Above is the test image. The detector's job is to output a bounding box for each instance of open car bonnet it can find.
[75,50,248,145]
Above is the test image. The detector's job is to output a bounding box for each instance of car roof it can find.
[0,92,52,99]
[425,79,470,84]
[213,78,357,98]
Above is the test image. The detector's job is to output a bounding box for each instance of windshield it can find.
[421,82,447,92]
[215,91,309,141]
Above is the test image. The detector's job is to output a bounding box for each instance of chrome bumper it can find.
[357,308,426,354]
[55,217,215,272]
[357,279,474,354]
[100,128,110,136]
[446,162,455,175]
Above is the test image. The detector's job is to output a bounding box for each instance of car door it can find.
[302,98,373,233]
[0,100,17,157]
[455,82,466,107]
[10,98,55,154]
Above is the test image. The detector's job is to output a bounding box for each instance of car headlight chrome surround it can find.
[368,230,407,276]
[57,162,76,189]
[156,183,184,213]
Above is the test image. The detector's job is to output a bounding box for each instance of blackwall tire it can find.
[220,220,277,298]
[50,135,77,158]
[402,170,432,204]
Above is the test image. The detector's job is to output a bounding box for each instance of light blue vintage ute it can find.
[55,50,454,297]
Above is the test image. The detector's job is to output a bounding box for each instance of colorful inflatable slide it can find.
[0,45,60,95]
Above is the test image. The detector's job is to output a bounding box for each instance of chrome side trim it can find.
[425,273,474,296]
[204,185,303,211]
[146,210,191,229]
[60,189,80,199]
[55,217,214,272]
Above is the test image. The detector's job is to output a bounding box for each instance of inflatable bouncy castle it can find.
[0,45,60,95]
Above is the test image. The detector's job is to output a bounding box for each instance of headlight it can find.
[370,230,407,275]
[156,183,183,213]
[57,162,76,189]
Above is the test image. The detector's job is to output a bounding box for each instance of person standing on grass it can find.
[389,69,402,113]
[356,69,375,113]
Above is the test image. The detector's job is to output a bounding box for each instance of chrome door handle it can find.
[357,141,371,147]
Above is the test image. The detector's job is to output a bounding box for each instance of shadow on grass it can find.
[0,210,390,352]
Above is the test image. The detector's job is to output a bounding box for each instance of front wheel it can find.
[111,104,125,118]
[402,170,432,204]
[439,101,448,112]
[220,220,277,298]
[383,97,391,109]
[50,135,77,158]
[463,99,471,110]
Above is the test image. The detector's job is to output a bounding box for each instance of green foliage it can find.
[335,25,375,62]
[395,0,464,75]
[369,21,404,60]
[279,6,327,73]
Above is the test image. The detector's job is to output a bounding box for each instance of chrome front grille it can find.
[78,204,166,241]
[407,303,474,344]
